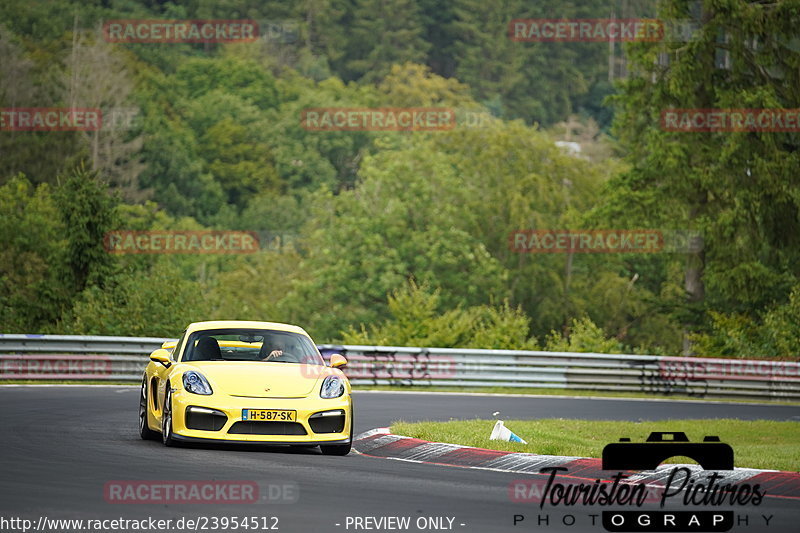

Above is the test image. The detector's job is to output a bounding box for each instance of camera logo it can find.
[602,432,734,471]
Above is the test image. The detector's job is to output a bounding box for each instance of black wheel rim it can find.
[138,383,147,432]
[162,391,171,442]
[139,390,147,431]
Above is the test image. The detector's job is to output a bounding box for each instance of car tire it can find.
[319,408,353,456]
[139,379,158,440]
[161,387,176,447]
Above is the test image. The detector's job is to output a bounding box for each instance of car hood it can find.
[182,362,333,398]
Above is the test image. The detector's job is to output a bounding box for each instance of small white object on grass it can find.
[489,420,527,444]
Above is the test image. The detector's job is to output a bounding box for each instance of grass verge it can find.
[391,418,800,472]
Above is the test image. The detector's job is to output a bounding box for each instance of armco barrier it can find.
[0,334,797,401]
[0,334,170,381]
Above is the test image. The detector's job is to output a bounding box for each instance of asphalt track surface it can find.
[1,387,798,533]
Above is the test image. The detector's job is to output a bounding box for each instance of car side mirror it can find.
[149,348,172,367]
[329,354,347,368]
[161,340,177,351]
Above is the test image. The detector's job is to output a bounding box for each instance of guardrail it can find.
[1,334,798,401]
[0,334,170,381]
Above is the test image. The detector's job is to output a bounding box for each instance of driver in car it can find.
[261,340,287,361]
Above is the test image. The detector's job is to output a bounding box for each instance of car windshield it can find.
[181,328,324,365]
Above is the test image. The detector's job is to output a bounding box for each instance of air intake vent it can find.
[185,407,226,431]
[228,421,307,435]
[309,413,345,434]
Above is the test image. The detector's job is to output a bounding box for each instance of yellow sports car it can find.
[139,320,353,455]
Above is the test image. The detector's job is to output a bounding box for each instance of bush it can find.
[341,280,539,349]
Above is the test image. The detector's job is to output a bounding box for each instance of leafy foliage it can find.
[55,164,118,293]
[0,0,796,361]
[691,285,800,360]
[61,260,204,337]
[341,281,539,349]
[544,317,624,354]
[0,175,68,331]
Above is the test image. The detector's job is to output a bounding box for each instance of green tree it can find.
[267,74,380,192]
[284,138,508,340]
[608,0,800,353]
[0,175,68,331]
[691,285,800,360]
[342,281,539,349]
[135,66,225,221]
[55,164,118,294]
[544,317,624,354]
[62,260,204,337]
[184,90,280,206]
[205,246,306,323]
[344,0,430,82]
[377,62,474,107]
[0,24,83,187]
[450,0,614,126]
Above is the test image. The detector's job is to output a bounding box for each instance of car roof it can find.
[186,320,310,337]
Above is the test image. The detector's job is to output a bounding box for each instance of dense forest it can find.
[1,0,798,359]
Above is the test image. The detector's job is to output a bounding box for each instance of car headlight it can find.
[320,375,344,399]
[183,371,213,395]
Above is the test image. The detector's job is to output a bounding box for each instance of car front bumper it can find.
[169,389,352,444]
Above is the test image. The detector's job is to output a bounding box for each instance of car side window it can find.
[173,331,188,361]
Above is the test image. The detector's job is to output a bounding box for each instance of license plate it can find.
[242,409,297,422]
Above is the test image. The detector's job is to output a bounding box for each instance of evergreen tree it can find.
[607,0,800,353]
[344,0,430,82]
[55,163,118,294]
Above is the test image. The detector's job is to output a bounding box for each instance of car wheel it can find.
[320,408,353,456]
[161,387,176,447]
[139,379,158,440]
